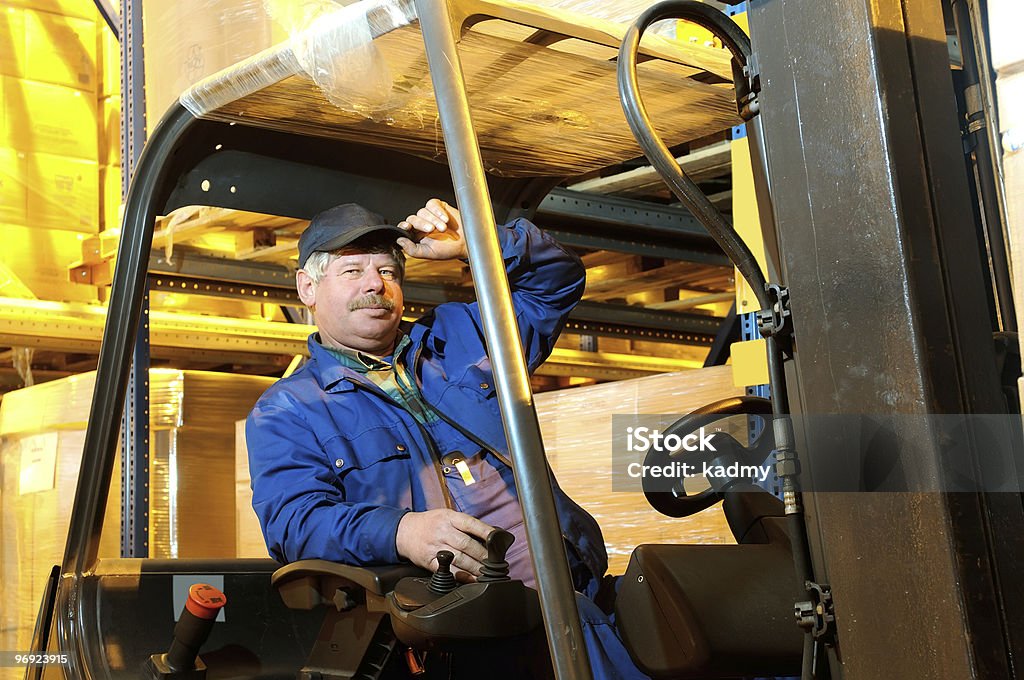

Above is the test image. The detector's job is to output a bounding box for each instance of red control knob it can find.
[185,583,227,620]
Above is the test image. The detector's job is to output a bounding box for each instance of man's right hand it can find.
[396,509,494,580]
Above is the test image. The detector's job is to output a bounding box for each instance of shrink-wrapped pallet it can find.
[0,369,275,660]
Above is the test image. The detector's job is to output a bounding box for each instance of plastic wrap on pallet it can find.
[0,370,275,655]
[176,0,737,177]
[534,365,742,574]
[180,0,417,118]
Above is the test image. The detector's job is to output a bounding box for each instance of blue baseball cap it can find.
[298,204,405,268]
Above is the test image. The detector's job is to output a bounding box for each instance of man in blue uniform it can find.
[246,198,648,679]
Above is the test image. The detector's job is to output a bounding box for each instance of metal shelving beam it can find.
[119,0,148,560]
[0,298,696,380]
[147,249,720,345]
[568,141,732,196]
[536,188,729,265]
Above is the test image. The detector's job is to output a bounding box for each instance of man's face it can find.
[297,249,404,355]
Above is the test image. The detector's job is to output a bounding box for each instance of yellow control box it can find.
[731,338,770,388]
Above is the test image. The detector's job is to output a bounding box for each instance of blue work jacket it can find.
[246,218,608,597]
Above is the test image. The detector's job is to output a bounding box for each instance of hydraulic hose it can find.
[618,4,819,678]
[617,1,767,310]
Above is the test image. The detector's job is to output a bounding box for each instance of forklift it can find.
[26,0,1023,678]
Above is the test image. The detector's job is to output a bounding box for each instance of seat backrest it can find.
[615,517,803,678]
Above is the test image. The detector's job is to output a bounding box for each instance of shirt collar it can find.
[317,333,412,373]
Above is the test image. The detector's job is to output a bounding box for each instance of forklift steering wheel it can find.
[643,396,774,518]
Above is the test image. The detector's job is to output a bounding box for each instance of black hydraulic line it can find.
[92,0,120,41]
[951,0,1016,332]
[617,2,767,310]
[57,104,197,679]
[618,4,818,678]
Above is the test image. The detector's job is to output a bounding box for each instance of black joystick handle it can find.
[479,528,515,582]
[428,550,458,595]
[144,583,226,679]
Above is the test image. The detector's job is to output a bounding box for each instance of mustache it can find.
[348,294,396,312]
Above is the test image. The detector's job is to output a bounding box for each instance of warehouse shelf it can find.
[0,296,700,379]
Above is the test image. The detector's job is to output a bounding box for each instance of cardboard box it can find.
[2,76,98,161]
[4,0,99,20]
[24,9,96,91]
[236,418,269,558]
[141,0,285,133]
[24,151,98,231]
[0,370,276,654]
[989,0,1023,74]
[535,366,742,574]
[0,146,27,224]
[100,162,121,229]
[0,223,98,301]
[97,20,119,97]
[0,430,122,654]
[99,94,120,166]
[0,5,27,78]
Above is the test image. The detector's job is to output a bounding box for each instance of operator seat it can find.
[615,486,805,678]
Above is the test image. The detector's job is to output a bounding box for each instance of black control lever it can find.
[428,550,458,595]
[144,583,227,679]
[479,529,514,582]
[386,528,541,651]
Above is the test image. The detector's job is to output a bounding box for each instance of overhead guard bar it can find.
[415,1,593,678]
[56,104,199,680]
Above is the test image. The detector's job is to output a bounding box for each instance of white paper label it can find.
[18,432,59,495]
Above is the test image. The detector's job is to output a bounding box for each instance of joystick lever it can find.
[428,550,458,595]
[386,527,542,650]
[479,528,515,582]
[144,583,227,679]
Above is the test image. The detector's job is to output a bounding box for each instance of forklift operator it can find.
[246,199,649,678]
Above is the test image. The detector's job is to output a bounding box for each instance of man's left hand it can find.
[396,199,469,261]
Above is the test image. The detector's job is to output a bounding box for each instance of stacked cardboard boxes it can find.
[89,0,286,288]
[0,369,275,657]
[96,22,120,232]
[1,0,100,302]
[140,0,286,134]
[2,0,285,302]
